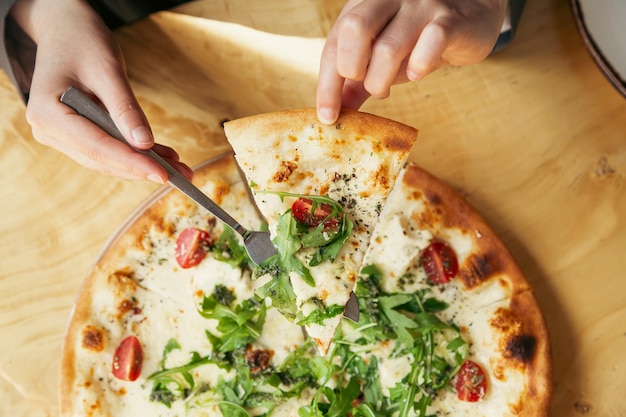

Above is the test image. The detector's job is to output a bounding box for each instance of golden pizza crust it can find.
[224,108,417,154]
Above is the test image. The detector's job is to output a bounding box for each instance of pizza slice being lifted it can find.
[224,109,417,353]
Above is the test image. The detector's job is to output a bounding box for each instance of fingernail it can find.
[318,107,337,125]
[147,173,164,184]
[132,126,153,145]
[407,70,423,82]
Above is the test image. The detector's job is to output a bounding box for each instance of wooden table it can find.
[1,0,624,415]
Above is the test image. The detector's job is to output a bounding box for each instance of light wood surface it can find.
[1,0,625,415]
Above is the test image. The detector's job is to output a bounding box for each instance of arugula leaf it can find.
[325,378,361,416]
[199,292,266,354]
[149,260,469,417]
[297,303,344,326]
[158,338,181,368]
[413,311,455,333]
[304,213,353,267]
[215,359,255,417]
[250,191,354,323]
[273,211,315,286]
[212,226,251,268]
[255,268,297,320]
[256,190,354,271]
[148,351,217,407]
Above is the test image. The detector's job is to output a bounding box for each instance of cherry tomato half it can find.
[175,227,212,269]
[455,360,488,402]
[421,241,459,284]
[112,335,143,381]
[291,198,341,230]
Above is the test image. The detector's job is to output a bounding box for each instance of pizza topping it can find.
[112,335,143,382]
[455,360,488,402]
[245,346,273,373]
[199,286,266,353]
[253,192,353,320]
[81,325,105,352]
[148,286,272,409]
[174,227,212,269]
[211,226,252,268]
[117,298,141,316]
[291,197,342,230]
[421,241,459,284]
[297,302,345,326]
[146,259,471,415]
[337,264,469,416]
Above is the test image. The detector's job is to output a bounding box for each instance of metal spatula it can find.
[60,87,359,322]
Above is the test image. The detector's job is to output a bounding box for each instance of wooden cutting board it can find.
[1,0,625,415]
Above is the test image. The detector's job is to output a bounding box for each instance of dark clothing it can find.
[85,0,191,29]
[0,0,189,102]
[493,0,526,54]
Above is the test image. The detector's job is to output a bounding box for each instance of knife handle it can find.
[59,86,250,239]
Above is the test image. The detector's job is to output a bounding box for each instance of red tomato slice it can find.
[175,227,212,268]
[291,198,340,230]
[112,335,143,381]
[455,360,487,402]
[420,241,459,284]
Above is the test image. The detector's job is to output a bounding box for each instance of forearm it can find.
[10,0,97,44]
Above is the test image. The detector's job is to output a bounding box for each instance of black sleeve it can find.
[0,0,190,102]
[0,0,29,101]
[85,0,190,29]
[492,0,526,54]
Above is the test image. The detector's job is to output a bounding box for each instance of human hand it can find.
[316,0,508,124]
[10,0,192,183]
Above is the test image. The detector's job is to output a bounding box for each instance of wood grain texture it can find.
[0,0,624,416]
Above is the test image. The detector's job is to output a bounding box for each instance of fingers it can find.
[153,144,194,181]
[407,21,449,81]
[30,108,192,183]
[317,0,421,124]
[96,77,155,151]
[341,79,372,110]
[27,77,184,183]
[317,0,509,123]
[335,1,397,82]
[360,8,423,98]
[316,39,344,125]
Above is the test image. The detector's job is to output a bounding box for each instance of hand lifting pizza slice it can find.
[223,108,418,353]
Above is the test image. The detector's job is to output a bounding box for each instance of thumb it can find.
[98,83,154,150]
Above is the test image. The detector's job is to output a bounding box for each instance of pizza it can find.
[59,110,552,417]
[223,109,417,353]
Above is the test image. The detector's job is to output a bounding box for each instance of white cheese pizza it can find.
[59,110,551,417]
